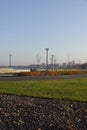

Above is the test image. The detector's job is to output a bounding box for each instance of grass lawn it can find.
[0,78,87,102]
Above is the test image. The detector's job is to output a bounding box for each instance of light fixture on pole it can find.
[45,48,49,73]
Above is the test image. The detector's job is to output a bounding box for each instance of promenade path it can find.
[0,74,87,82]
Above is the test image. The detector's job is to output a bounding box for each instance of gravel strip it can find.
[0,94,87,130]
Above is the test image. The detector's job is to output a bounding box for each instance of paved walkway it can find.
[0,74,87,82]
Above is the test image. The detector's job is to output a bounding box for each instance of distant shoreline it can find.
[0,68,30,74]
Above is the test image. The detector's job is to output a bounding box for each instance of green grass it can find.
[0,78,87,101]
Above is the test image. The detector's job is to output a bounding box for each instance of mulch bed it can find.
[0,94,87,130]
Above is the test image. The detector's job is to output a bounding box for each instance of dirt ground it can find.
[0,94,87,130]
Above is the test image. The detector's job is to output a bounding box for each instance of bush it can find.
[13,70,87,76]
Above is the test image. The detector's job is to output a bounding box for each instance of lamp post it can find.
[9,54,12,67]
[45,48,49,74]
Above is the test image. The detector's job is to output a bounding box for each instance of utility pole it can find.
[9,54,12,67]
[45,48,49,74]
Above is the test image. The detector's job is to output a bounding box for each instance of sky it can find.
[0,0,87,65]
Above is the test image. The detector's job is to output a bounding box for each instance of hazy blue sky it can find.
[0,0,87,65]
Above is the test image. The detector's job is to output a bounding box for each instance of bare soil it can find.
[0,94,87,130]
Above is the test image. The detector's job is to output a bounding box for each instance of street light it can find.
[9,54,12,67]
[45,48,49,73]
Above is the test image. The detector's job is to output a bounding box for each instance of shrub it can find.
[13,70,87,76]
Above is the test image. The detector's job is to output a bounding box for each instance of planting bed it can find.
[0,94,87,130]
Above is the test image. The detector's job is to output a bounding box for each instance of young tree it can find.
[36,53,41,70]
